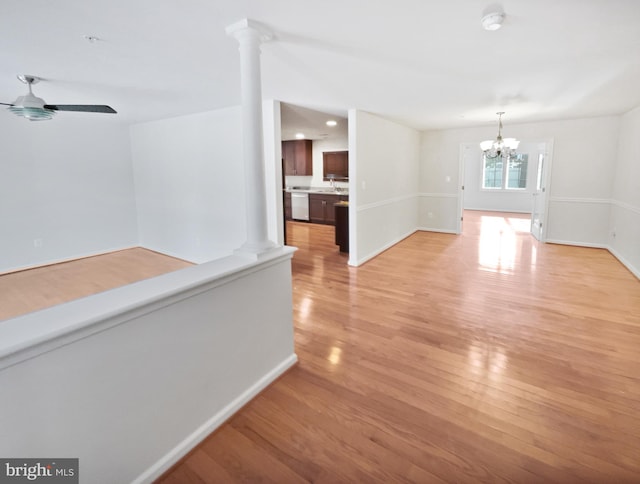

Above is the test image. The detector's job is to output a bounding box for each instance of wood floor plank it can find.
[8,211,637,482]
[0,248,193,321]
[155,211,640,482]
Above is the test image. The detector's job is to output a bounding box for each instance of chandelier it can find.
[480,112,519,158]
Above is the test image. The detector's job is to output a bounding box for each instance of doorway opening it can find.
[458,140,553,242]
[280,103,350,253]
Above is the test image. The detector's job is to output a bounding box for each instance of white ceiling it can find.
[2,0,640,130]
[280,103,347,141]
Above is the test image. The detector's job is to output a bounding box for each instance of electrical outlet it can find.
[33,238,43,248]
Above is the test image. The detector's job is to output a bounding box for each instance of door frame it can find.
[533,138,554,242]
[456,143,469,235]
[457,139,555,240]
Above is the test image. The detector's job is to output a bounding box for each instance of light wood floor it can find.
[159,211,640,483]
[0,248,193,321]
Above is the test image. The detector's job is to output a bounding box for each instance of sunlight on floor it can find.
[478,213,535,274]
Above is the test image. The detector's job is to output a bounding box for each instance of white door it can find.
[531,152,546,241]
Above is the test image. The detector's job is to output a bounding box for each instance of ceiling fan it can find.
[0,74,117,121]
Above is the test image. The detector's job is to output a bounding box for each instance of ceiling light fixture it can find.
[326,120,337,127]
[480,112,519,158]
[481,11,505,31]
[8,75,55,121]
[295,133,305,139]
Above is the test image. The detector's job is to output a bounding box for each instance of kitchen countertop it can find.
[285,187,349,195]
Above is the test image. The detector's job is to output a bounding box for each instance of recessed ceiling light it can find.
[295,133,305,139]
[326,120,337,127]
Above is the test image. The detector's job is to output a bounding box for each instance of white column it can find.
[226,19,277,256]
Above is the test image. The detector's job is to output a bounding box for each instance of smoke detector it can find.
[481,11,505,31]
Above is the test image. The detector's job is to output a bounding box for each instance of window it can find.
[483,153,528,190]
[483,157,503,189]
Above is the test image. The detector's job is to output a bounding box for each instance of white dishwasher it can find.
[291,192,310,221]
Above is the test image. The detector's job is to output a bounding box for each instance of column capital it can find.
[225,18,273,43]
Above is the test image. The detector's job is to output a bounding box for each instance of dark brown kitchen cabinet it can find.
[283,139,313,176]
[334,202,349,253]
[283,191,292,220]
[309,193,348,225]
[323,150,348,180]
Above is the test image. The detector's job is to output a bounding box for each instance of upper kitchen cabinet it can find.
[323,151,349,181]
[283,139,313,176]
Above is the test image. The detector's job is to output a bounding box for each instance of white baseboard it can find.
[132,353,299,484]
[349,230,417,267]
[0,245,139,275]
[607,246,640,280]
[544,240,639,281]
[138,245,201,264]
[545,239,607,249]
[416,227,458,235]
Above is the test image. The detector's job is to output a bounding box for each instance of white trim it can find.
[457,144,467,235]
[0,245,140,276]
[0,247,296,370]
[417,192,458,199]
[536,139,554,243]
[349,229,417,266]
[608,246,640,280]
[479,188,530,193]
[545,239,608,249]
[356,194,416,212]
[138,244,202,264]
[548,196,611,205]
[416,227,458,234]
[132,353,298,484]
[463,207,531,214]
[611,199,640,215]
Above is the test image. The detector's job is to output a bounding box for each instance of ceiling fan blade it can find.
[0,102,14,106]
[44,104,117,114]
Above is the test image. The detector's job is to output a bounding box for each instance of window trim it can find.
[481,153,529,191]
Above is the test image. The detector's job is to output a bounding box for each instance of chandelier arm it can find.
[480,111,518,160]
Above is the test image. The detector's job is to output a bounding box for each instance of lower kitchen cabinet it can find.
[334,203,349,253]
[309,193,348,225]
[284,192,292,220]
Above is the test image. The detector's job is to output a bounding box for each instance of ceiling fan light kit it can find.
[2,74,117,121]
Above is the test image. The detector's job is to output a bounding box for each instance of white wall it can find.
[0,115,137,273]
[0,248,297,483]
[349,110,420,265]
[419,130,466,233]
[262,100,285,245]
[420,115,620,245]
[463,141,544,213]
[610,105,640,277]
[130,107,247,263]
